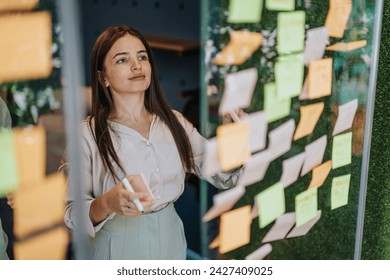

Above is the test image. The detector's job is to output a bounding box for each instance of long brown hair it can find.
[89,25,194,181]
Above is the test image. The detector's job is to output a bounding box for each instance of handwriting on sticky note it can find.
[257,182,286,228]
[266,0,295,11]
[293,102,324,141]
[308,160,332,188]
[264,82,291,123]
[326,40,367,52]
[219,205,252,254]
[325,0,352,38]
[332,132,352,169]
[275,55,304,98]
[218,67,258,115]
[0,130,19,196]
[217,122,251,171]
[213,31,262,65]
[308,58,333,99]
[331,174,351,210]
[228,0,263,23]
[295,188,317,227]
[277,11,306,54]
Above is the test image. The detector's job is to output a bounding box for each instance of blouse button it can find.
[155,167,160,173]
[146,141,150,146]
[156,195,161,200]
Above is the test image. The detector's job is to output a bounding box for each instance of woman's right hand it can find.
[90,181,155,225]
[104,182,155,216]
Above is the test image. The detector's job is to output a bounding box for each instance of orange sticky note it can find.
[13,173,66,238]
[209,236,220,249]
[0,12,52,83]
[14,227,69,260]
[213,30,262,66]
[13,126,46,188]
[308,160,332,188]
[326,40,367,51]
[308,58,333,99]
[219,205,252,254]
[325,0,352,38]
[293,102,324,140]
[217,122,251,171]
[0,0,39,12]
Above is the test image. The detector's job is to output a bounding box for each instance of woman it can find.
[64,25,242,260]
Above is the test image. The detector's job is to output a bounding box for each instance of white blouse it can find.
[64,110,241,237]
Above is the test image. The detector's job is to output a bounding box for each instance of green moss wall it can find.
[362,1,390,259]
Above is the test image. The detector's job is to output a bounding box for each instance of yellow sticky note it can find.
[326,40,367,51]
[0,130,19,196]
[213,30,263,66]
[0,12,52,83]
[219,205,252,254]
[325,0,352,38]
[332,132,352,169]
[257,182,286,228]
[308,58,333,99]
[217,122,251,171]
[277,11,306,54]
[13,173,66,238]
[295,188,318,227]
[331,174,351,210]
[228,0,263,23]
[14,227,69,260]
[264,82,291,123]
[0,0,39,12]
[13,126,46,188]
[275,55,304,98]
[308,160,332,188]
[266,0,295,11]
[293,102,324,140]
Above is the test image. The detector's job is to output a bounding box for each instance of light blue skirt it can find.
[91,203,187,260]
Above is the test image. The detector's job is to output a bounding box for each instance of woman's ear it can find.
[97,71,109,87]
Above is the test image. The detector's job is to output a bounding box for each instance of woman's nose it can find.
[131,58,141,71]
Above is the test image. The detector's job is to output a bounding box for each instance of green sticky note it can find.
[266,0,295,11]
[264,82,291,123]
[228,0,263,23]
[0,130,19,196]
[295,188,317,227]
[332,132,352,169]
[257,181,285,228]
[331,174,351,210]
[275,55,304,98]
[277,11,306,54]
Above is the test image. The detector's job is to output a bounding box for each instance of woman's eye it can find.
[138,55,148,61]
[116,58,127,64]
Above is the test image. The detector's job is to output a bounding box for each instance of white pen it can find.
[121,177,144,213]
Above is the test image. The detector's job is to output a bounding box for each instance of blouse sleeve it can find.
[173,110,243,190]
[64,121,115,238]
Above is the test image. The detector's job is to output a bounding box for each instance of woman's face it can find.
[102,34,151,96]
